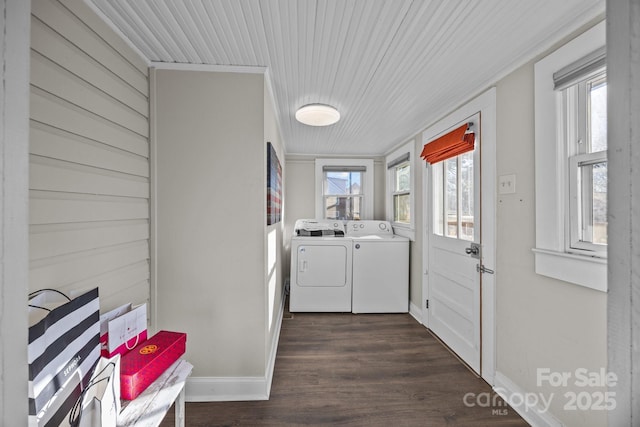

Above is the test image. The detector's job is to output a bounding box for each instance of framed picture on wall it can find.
[267,142,282,225]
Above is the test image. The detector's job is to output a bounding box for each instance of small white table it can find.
[117,359,193,427]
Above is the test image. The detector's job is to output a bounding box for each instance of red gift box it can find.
[120,330,187,400]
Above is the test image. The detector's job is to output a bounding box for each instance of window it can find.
[386,141,415,239]
[323,168,363,220]
[315,159,374,220]
[533,21,606,292]
[391,162,410,223]
[565,72,607,255]
[432,150,475,241]
[421,118,477,243]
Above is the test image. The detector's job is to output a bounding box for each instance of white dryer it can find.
[289,219,352,312]
[346,220,409,313]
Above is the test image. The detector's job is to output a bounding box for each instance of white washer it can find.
[346,220,409,313]
[289,219,352,312]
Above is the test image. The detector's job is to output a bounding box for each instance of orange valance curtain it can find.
[420,123,475,164]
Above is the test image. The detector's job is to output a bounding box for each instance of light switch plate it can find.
[499,174,516,194]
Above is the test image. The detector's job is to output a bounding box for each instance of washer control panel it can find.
[345,220,393,236]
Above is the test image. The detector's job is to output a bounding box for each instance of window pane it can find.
[459,151,474,241]
[583,161,608,245]
[395,164,410,192]
[394,194,410,224]
[324,196,361,220]
[589,78,607,153]
[433,163,444,236]
[445,158,458,238]
[433,150,476,241]
[324,172,362,195]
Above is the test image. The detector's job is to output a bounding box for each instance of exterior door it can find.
[427,114,482,374]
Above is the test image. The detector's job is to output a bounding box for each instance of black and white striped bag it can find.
[28,288,101,427]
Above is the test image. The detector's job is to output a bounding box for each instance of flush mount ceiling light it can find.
[295,104,340,126]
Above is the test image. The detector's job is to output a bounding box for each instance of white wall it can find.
[153,68,285,399]
[0,0,30,423]
[406,136,424,316]
[495,59,607,427]
[607,0,640,424]
[29,0,151,310]
[264,79,285,383]
[153,69,264,377]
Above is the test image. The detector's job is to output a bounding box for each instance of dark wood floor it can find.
[161,304,529,426]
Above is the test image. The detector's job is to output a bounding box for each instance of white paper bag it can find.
[99,304,131,355]
[100,303,147,357]
[70,355,121,427]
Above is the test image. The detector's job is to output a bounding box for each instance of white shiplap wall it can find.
[29,0,150,311]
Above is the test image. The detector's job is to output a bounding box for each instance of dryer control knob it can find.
[355,244,360,249]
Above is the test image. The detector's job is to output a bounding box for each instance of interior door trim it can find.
[422,87,497,385]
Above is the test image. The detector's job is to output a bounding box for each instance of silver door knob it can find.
[465,243,481,259]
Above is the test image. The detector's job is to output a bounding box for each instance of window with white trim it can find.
[391,161,410,223]
[563,70,607,256]
[315,159,374,221]
[322,167,364,220]
[533,21,607,292]
[386,141,415,239]
[387,157,411,226]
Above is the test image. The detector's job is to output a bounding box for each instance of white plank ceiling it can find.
[88,0,604,155]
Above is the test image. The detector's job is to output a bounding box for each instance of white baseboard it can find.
[265,290,285,397]
[409,300,423,324]
[185,291,285,402]
[186,376,270,401]
[493,371,563,427]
